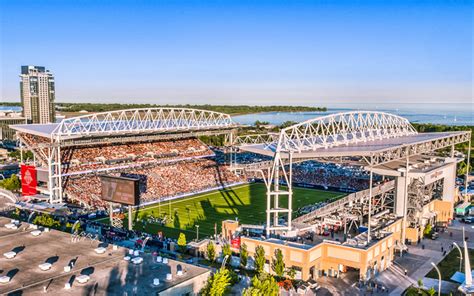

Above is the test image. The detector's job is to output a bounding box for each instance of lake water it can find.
[233,104,473,126]
[0,106,21,112]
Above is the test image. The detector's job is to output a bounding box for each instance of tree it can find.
[254,120,270,129]
[243,272,279,296]
[200,268,232,296]
[240,243,248,269]
[427,287,436,296]
[458,161,468,176]
[271,249,285,278]
[0,174,21,191]
[254,245,266,274]
[177,233,187,252]
[8,150,33,161]
[207,241,216,262]
[32,214,61,229]
[417,278,423,292]
[222,243,231,258]
[280,121,298,129]
[286,267,296,280]
[424,224,433,236]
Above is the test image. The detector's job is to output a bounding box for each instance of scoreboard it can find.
[100,175,139,206]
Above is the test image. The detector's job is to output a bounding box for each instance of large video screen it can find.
[100,175,139,206]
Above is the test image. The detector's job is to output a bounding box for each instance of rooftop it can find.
[0,216,210,295]
[10,108,236,141]
[240,131,468,159]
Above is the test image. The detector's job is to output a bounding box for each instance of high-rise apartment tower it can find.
[20,65,56,124]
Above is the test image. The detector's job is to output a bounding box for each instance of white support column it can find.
[20,139,23,164]
[367,169,373,243]
[273,158,280,227]
[229,132,234,168]
[57,145,63,203]
[266,190,271,236]
[465,139,471,196]
[442,162,456,202]
[128,206,133,230]
[395,177,406,216]
[46,138,64,204]
[288,152,293,230]
[266,155,275,236]
[401,155,410,245]
[47,147,54,203]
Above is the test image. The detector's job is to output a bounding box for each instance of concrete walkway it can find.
[422,277,459,295]
[376,220,474,296]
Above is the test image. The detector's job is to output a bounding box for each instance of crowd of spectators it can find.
[64,158,243,209]
[18,133,215,175]
[292,162,372,191]
[230,152,373,192]
[62,138,213,173]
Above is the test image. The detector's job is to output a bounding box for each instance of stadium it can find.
[9,108,472,283]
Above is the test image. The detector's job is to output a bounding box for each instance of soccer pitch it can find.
[122,183,344,240]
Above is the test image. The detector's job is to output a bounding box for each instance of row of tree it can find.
[412,123,474,174]
[7,150,34,162]
[54,103,327,115]
[199,240,296,295]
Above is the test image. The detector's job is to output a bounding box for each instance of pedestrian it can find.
[441,246,444,252]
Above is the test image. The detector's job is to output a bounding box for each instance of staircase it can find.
[378,262,417,287]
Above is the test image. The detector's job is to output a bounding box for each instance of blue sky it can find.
[0,0,471,107]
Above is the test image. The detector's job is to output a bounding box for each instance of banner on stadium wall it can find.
[231,237,241,249]
[21,165,37,196]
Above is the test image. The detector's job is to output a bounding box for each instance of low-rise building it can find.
[0,113,26,141]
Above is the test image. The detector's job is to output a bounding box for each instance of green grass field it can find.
[100,183,344,240]
[426,248,474,282]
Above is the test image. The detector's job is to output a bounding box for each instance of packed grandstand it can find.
[18,134,244,209]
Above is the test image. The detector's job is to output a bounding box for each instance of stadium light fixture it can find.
[452,242,463,272]
[430,262,441,296]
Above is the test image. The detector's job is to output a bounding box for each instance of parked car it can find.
[463,216,474,224]
[308,279,320,290]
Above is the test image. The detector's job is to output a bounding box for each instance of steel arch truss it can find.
[233,133,279,148]
[277,111,417,153]
[52,108,234,139]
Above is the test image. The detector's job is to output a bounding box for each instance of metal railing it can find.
[293,180,396,224]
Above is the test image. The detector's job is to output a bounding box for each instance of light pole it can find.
[453,242,463,272]
[221,255,229,269]
[430,262,442,296]
[196,225,199,241]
